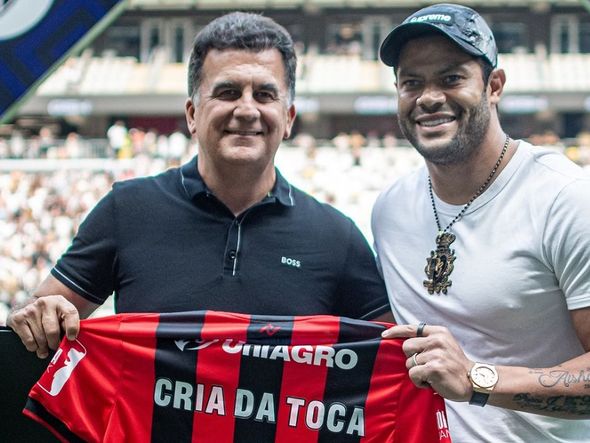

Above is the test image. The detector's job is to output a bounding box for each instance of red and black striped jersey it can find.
[24,311,452,443]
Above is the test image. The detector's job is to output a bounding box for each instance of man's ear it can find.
[184,98,197,135]
[488,68,506,106]
[283,104,297,140]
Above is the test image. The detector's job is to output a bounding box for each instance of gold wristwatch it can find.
[467,363,498,407]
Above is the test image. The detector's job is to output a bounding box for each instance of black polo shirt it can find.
[52,156,389,319]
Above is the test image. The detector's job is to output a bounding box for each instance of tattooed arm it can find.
[382,307,590,419]
[488,307,590,419]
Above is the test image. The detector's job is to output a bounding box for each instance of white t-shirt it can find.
[372,141,590,442]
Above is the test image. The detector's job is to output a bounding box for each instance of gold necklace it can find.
[423,134,510,295]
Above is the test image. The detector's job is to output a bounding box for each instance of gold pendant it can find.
[423,232,456,295]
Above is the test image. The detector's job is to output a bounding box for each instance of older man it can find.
[9,12,392,359]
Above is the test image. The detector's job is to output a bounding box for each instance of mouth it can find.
[225,130,264,136]
[418,117,455,127]
[416,115,456,128]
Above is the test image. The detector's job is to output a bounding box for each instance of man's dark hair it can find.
[187,12,297,104]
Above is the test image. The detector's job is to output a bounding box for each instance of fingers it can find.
[407,358,432,389]
[381,322,429,339]
[7,296,80,359]
[8,302,48,358]
[408,352,423,369]
[60,304,81,341]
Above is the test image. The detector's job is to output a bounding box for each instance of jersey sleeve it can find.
[544,178,590,310]
[51,189,117,304]
[23,317,124,442]
[333,221,390,320]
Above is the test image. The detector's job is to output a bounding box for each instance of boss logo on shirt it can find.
[281,256,301,268]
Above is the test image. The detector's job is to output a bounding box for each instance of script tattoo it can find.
[513,393,590,415]
[533,369,590,389]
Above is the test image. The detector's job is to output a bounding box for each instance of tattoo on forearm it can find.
[530,368,590,389]
[513,393,590,415]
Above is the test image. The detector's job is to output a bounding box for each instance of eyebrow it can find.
[211,81,238,95]
[211,81,280,94]
[435,62,471,76]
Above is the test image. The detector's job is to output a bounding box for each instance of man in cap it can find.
[373,3,590,441]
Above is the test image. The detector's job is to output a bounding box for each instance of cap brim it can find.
[379,22,485,68]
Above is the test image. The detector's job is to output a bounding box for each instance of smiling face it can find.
[395,34,492,165]
[185,48,295,175]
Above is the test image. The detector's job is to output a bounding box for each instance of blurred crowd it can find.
[0,170,115,323]
[0,121,195,161]
[1,125,589,325]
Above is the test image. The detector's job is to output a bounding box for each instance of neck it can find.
[198,160,276,216]
[427,132,515,205]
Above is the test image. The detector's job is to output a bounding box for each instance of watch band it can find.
[469,391,489,407]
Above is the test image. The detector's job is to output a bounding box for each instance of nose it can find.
[416,85,445,111]
[233,93,260,120]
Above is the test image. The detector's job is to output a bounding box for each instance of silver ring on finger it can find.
[411,352,420,368]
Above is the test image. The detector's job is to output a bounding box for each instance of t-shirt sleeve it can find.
[334,221,391,320]
[544,178,590,310]
[51,190,117,305]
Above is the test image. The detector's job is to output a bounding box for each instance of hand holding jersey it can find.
[8,277,98,359]
[8,295,79,359]
[382,323,475,402]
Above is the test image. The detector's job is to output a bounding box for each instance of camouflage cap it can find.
[380,3,497,69]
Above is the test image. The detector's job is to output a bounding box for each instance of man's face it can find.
[395,35,491,165]
[185,48,295,172]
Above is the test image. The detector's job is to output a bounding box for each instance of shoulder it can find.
[373,167,426,213]
[520,141,588,183]
[289,185,351,223]
[514,141,589,206]
[286,185,366,243]
[111,167,181,200]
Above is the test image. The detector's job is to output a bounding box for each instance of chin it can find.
[222,148,266,164]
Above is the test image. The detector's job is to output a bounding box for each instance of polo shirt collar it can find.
[180,156,295,207]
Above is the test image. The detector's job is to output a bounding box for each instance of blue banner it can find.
[0,0,126,123]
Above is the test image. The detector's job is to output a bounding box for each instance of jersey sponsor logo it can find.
[153,380,366,437]
[281,256,301,268]
[222,340,358,370]
[37,339,86,396]
[172,338,359,370]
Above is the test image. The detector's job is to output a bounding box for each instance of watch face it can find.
[471,365,498,389]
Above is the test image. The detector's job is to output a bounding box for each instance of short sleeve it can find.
[334,222,390,320]
[52,190,117,304]
[544,178,590,310]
